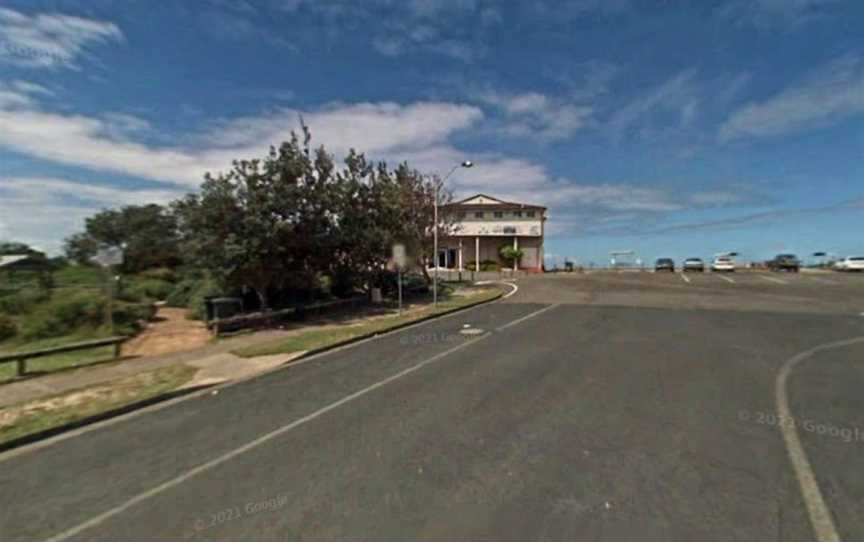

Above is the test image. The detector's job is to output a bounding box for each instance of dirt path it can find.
[122,306,211,358]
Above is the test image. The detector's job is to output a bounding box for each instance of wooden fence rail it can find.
[0,336,128,377]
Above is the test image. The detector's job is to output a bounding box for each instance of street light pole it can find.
[433,160,473,308]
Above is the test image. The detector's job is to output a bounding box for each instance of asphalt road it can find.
[3,270,864,541]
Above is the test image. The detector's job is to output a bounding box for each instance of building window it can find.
[493,211,503,218]
[514,211,522,218]
[474,211,484,218]
[527,211,535,218]
[457,212,466,219]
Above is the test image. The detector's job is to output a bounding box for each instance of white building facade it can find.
[438,194,547,272]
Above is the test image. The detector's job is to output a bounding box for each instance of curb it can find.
[0,383,214,454]
[0,287,507,457]
[248,289,505,361]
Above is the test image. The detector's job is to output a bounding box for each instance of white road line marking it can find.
[716,274,736,284]
[475,281,518,299]
[775,336,864,542]
[501,282,518,299]
[39,304,559,542]
[760,275,788,285]
[496,303,560,331]
[678,273,691,283]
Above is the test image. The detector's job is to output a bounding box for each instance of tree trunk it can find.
[256,287,269,312]
[418,255,431,284]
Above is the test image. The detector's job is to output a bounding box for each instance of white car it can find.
[835,256,864,272]
[711,257,735,272]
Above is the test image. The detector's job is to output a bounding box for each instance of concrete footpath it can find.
[0,290,503,409]
[0,328,302,409]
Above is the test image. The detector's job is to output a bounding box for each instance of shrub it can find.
[21,291,108,340]
[479,260,501,272]
[166,276,223,319]
[126,279,173,301]
[0,288,50,315]
[187,282,225,320]
[165,278,198,308]
[0,314,17,342]
[498,246,523,268]
[138,267,177,283]
[113,302,157,334]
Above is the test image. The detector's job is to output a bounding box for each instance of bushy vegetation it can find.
[0,314,17,342]
[138,267,177,283]
[19,290,108,340]
[14,291,155,341]
[0,251,158,347]
[498,245,523,268]
[480,260,502,271]
[0,288,50,314]
[125,278,173,301]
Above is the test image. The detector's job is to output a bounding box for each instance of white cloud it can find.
[0,89,483,187]
[0,7,123,69]
[0,177,184,254]
[479,91,593,141]
[719,54,864,141]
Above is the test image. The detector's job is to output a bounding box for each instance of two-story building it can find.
[437,194,547,272]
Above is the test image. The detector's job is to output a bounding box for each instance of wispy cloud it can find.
[720,54,864,141]
[0,7,123,69]
[647,196,864,234]
[718,0,841,30]
[606,70,701,143]
[478,91,593,141]
[279,0,493,62]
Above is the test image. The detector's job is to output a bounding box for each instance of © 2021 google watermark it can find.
[193,493,288,533]
[738,409,864,444]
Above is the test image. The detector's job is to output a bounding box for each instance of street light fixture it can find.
[434,160,474,307]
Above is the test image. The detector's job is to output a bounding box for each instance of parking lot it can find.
[513,270,864,317]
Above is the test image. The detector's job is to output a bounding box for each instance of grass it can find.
[0,335,118,383]
[232,287,501,358]
[53,265,106,288]
[0,364,196,446]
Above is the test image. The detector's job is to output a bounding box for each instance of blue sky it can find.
[0,0,862,265]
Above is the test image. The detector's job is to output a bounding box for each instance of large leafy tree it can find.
[391,165,455,282]
[63,204,180,272]
[173,127,339,309]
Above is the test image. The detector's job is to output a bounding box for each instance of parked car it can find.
[834,256,864,272]
[654,258,675,272]
[682,258,704,272]
[710,256,735,272]
[767,254,800,272]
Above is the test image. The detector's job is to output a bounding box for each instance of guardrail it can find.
[0,336,128,377]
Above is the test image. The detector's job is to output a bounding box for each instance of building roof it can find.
[0,254,50,270]
[444,193,547,211]
[0,255,30,268]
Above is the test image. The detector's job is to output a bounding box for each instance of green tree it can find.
[391,165,455,283]
[63,204,180,272]
[174,127,339,309]
[499,245,523,268]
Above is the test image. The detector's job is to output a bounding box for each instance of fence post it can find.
[16,356,25,377]
[113,340,122,359]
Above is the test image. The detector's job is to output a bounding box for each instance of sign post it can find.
[91,246,124,335]
[392,244,407,314]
